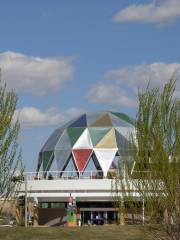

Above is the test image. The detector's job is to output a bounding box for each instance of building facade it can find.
[19,111,136,226]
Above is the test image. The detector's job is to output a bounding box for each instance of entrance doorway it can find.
[91,211,106,225]
[80,210,118,225]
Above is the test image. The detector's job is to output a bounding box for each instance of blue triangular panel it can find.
[61,157,78,178]
[82,157,98,177]
[41,128,64,151]
[69,114,87,128]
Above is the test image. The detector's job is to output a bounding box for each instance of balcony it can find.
[18,170,118,202]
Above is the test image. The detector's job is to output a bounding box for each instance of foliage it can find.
[112,79,180,240]
[0,74,23,213]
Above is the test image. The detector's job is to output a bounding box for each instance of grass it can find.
[0,225,163,240]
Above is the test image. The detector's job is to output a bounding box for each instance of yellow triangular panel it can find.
[96,128,117,148]
[90,113,112,127]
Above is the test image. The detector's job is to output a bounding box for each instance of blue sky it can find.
[0,0,180,171]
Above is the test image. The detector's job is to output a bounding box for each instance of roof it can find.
[37,111,135,174]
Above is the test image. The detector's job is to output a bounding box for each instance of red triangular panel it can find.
[72,149,92,172]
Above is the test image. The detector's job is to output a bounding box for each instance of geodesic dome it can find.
[37,111,135,176]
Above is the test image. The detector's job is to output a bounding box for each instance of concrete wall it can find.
[20,179,112,192]
[19,179,114,202]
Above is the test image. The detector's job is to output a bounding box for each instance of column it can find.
[119,207,125,225]
[33,205,39,227]
[91,211,93,225]
[163,208,168,224]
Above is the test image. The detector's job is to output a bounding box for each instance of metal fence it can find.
[24,170,118,181]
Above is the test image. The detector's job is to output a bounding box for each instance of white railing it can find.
[24,170,118,181]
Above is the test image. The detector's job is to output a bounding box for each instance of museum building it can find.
[19,111,135,226]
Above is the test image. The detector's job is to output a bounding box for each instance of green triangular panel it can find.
[42,151,53,171]
[88,127,111,146]
[111,112,134,125]
[67,127,85,146]
[90,113,113,127]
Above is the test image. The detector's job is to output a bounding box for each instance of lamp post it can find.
[24,173,28,227]
[142,196,145,225]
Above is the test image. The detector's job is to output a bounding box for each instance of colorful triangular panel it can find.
[67,127,85,146]
[90,113,113,127]
[36,153,42,172]
[60,115,80,129]
[84,157,98,172]
[37,111,135,174]
[62,157,78,177]
[89,127,111,146]
[96,128,117,148]
[48,157,58,172]
[73,128,93,149]
[55,149,71,171]
[94,148,117,175]
[55,129,71,150]
[115,129,131,156]
[86,112,102,126]
[110,155,121,169]
[41,128,64,151]
[72,149,92,172]
[115,127,135,141]
[42,151,54,171]
[110,113,132,127]
[69,114,87,128]
[111,112,134,125]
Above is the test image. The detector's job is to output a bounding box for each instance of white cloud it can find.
[14,107,85,128]
[88,62,180,108]
[89,83,137,108]
[113,0,180,25]
[0,51,75,96]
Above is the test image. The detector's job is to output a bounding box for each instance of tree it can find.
[0,72,23,214]
[112,79,180,240]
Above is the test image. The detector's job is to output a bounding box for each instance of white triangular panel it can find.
[115,127,135,141]
[73,128,93,149]
[94,148,117,176]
